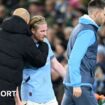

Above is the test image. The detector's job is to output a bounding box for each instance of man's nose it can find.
[44,32,47,37]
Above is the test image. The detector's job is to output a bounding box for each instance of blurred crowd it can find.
[0,0,105,104]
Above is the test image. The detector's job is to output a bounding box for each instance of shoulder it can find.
[78,30,95,39]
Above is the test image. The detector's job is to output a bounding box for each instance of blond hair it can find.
[30,15,47,29]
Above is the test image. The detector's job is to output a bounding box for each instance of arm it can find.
[68,30,95,87]
[51,69,60,81]
[23,37,48,68]
[51,57,66,78]
[69,30,95,97]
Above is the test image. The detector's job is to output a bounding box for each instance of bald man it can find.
[13,8,30,24]
[0,8,48,105]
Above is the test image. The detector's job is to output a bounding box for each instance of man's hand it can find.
[15,87,23,105]
[73,87,82,97]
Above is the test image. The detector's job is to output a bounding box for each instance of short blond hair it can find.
[30,15,47,29]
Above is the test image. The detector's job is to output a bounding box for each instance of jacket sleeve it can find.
[23,37,48,68]
[68,30,95,87]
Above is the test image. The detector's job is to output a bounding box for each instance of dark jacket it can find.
[0,16,48,92]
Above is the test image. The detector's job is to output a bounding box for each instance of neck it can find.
[89,14,100,26]
[89,14,96,22]
[32,35,38,43]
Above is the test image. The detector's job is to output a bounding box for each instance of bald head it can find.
[13,8,30,24]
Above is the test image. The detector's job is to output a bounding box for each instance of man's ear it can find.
[31,28,35,34]
[94,10,100,18]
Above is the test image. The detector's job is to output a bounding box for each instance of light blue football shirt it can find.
[21,38,56,103]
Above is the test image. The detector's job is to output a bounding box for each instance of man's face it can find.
[97,8,105,25]
[33,24,48,41]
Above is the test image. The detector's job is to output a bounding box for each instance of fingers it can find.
[16,87,20,101]
[15,87,24,105]
[73,87,82,97]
